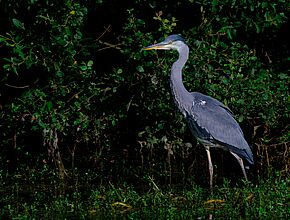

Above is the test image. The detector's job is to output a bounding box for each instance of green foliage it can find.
[184,38,289,127]
[153,11,178,34]
[0,0,289,183]
[118,0,290,181]
[2,2,88,74]
[1,170,289,219]
[2,1,89,128]
[197,0,289,36]
[0,1,289,218]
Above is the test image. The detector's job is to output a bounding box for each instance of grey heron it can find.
[144,35,254,188]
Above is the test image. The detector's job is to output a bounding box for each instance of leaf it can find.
[3,64,10,72]
[278,73,288,80]
[47,101,53,111]
[0,37,7,42]
[136,65,144,73]
[87,60,93,67]
[255,23,261,34]
[238,115,244,123]
[12,18,25,30]
[80,65,87,71]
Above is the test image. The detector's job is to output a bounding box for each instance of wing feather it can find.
[188,92,253,164]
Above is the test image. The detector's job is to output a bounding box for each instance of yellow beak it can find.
[143,42,169,50]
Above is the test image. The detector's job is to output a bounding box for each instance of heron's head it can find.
[144,34,186,51]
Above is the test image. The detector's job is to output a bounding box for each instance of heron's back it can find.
[185,92,253,165]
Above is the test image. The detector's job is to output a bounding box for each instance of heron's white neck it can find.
[170,44,192,113]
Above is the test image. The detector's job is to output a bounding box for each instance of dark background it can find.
[0,0,289,186]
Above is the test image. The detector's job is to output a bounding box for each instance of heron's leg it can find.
[230,151,248,181]
[206,149,213,188]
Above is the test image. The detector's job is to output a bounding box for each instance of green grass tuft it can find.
[1,171,289,219]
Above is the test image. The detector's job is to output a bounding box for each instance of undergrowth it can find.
[1,170,289,219]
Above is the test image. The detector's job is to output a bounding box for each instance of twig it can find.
[148,176,163,195]
[97,41,122,51]
[67,90,84,102]
[96,25,111,41]
[5,84,29,89]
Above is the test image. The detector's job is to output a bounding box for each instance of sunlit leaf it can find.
[12,18,25,30]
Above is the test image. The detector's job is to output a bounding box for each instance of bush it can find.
[0,0,289,182]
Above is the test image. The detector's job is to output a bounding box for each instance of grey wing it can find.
[188,92,253,164]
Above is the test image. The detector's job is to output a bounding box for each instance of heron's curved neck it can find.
[170,44,191,110]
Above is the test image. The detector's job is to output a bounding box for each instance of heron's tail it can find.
[222,142,254,166]
[236,146,254,166]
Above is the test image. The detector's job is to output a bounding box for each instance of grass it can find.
[0,169,289,219]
